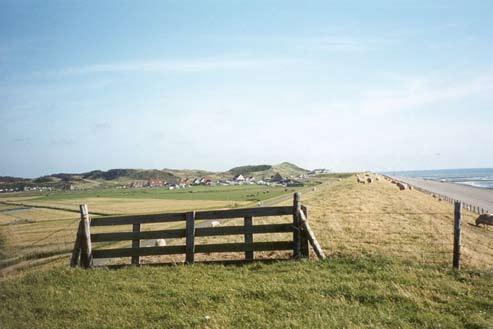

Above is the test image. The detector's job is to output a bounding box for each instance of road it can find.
[395,176,493,213]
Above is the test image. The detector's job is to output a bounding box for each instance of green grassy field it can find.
[2,185,296,203]
[1,175,492,328]
[1,256,491,329]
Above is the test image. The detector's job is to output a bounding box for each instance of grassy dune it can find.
[0,175,492,328]
[299,176,493,269]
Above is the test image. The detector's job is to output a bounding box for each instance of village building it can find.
[270,173,284,183]
[233,174,245,182]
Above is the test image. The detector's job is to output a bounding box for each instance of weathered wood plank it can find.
[91,229,186,242]
[90,206,293,226]
[90,212,187,226]
[79,204,93,268]
[185,211,196,264]
[93,245,187,258]
[131,223,141,265]
[93,241,293,259]
[195,206,293,220]
[195,241,293,253]
[300,205,309,258]
[196,223,293,237]
[299,210,326,260]
[244,216,253,260]
[90,224,293,242]
[70,220,83,267]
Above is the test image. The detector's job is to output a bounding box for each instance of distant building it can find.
[234,174,245,182]
[270,173,284,183]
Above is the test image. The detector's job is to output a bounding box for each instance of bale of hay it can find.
[210,220,220,227]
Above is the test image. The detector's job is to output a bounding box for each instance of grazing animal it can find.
[155,239,167,247]
[367,177,373,184]
[396,182,407,191]
[476,214,493,227]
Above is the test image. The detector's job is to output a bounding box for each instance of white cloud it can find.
[49,58,274,77]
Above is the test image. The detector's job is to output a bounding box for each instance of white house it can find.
[234,174,245,181]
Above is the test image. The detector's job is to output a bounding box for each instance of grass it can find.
[2,184,295,203]
[296,175,493,269]
[1,175,492,328]
[0,184,305,272]
[0,255,492,329]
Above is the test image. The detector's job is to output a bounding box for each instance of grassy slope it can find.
[1,257,492,329]
[1,175,492,328]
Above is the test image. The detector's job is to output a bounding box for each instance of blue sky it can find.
[1,1,492,177]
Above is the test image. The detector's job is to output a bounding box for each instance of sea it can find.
[383,168,493,190]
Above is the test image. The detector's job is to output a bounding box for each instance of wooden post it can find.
[70,220,83,267]
[79,204,93,268]
[185,211,196,264]
[244,216,253,260]
[293,193,301,259]
[300,205,309,258]
[131,223,141,265]
[453,201,462,271]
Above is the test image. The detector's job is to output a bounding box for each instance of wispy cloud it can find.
[311,36,394,52]
[49,58,273,77]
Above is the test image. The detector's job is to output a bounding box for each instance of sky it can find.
[1,0,492,178]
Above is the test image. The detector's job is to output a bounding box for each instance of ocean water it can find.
[384,168,493,189]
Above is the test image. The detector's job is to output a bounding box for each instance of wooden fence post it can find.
[300,205,309,258]
[131,223,141,265]
[244,216,253,260]
[185,211,196,264]
[453,201,462,271]
[70,220,83,267]
[293,193,301,259]
[79,204,93,268]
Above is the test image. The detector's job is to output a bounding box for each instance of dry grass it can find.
[2,197,248,215]
[298,175,493,269]
[2,175,492,273]
[0,198,247,273]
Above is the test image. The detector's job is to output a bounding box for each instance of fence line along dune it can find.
[296,176,493,269]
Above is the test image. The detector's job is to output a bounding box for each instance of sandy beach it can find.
[395,177,493,213]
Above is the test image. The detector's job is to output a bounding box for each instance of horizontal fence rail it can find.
[71,193,325,268]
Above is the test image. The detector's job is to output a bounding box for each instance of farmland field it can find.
[0,183,307,274]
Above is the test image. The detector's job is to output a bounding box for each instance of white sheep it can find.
[155,239,167,247]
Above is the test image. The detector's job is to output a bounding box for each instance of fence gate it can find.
[71,193,325,268]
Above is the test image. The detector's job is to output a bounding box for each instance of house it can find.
[147,179,164,187]
[270,173,284,183]
[200,176,212,185]
[234,174,245,182]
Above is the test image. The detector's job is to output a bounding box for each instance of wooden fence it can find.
[71,193,325,268]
